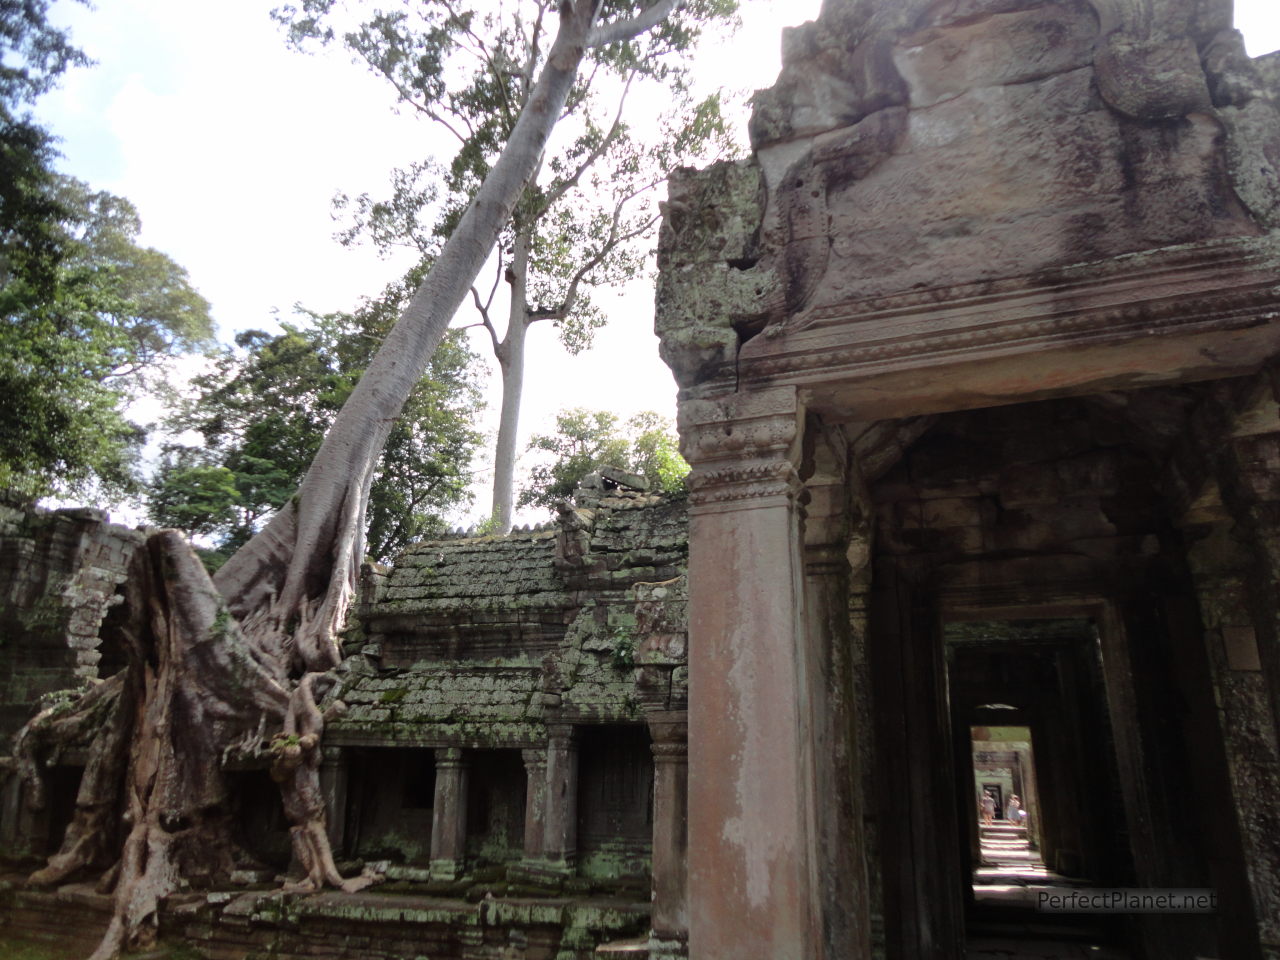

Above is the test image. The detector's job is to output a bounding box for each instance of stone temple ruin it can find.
[4,0,1280,957]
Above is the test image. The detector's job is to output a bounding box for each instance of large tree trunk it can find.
[489,231,533,534]
[213,0,595,667]
[15,4,606,956]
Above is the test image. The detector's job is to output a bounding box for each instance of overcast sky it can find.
[32,0,1280,526]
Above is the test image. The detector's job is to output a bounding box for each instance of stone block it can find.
[997,463,1062,508]
[1224,625,1263,672]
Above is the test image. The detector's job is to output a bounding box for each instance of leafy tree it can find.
[520,407,687,510]
[278,0,735,533]
[1,178,215,499]
[149,275,484,565]
[1,3,213,500]
[17,6,706,956]
[0,0,92,294]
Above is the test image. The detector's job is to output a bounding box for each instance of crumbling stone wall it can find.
[0,499,142,742]
[339,476,688,745]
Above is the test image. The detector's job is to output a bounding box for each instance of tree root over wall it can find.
[15,531,369,960]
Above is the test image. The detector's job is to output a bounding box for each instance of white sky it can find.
[33,0,1280,527]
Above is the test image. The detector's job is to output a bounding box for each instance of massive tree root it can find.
[19,673,129,888]
[270,675,373,894]
[15,532,364,960]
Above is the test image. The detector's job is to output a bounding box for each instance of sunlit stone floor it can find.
[966,822,1131,960]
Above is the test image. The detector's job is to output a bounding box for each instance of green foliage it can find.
[609,626,637,670]
[519,407,688,511]
[0,0,92,106]
[148,273,485,563]
[0,6,214,501]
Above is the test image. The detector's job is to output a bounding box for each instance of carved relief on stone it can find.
[677,387,805,507]
[655,162,779,388]
[654,0,1279,396]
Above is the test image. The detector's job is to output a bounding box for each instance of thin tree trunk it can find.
[489,230,533,534]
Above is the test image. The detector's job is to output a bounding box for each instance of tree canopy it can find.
[519,406,687,510]
[275,0,735,531]
[0,2,214,500]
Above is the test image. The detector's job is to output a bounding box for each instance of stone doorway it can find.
[947,619,1136,954]
[862,398,1239,960]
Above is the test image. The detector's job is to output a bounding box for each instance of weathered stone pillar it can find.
[679,386,820,960]
[647,711,689,959]
[430,747,468,881]
[803,425,871,958]
[868,558,964,960]
[521,747,547,861]
[0,772,27,853]
[319,745,348,853]
[541,724,578,870]
[1195,424,1280,956]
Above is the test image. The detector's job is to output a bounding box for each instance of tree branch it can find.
[540,70,636,213]
[374,68,470,146]
[468,286,501,354]
[440,0,517,125]
[587,0,684,47]
[560,58,600,120]
[529,197,659,322]
[484,247,503,311]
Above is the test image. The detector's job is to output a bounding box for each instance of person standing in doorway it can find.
[1006,794,1023,826]
[981,790,996,825]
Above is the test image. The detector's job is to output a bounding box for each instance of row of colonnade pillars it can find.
[319,717,690,953]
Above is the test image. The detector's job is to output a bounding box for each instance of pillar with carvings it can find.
[541,723,579,872]
[679,385,821,959]
[430,746,469,881]
[648,711,689,959]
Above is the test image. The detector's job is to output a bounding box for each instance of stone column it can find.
[1192,426,1280,957]
[430,747,468,881]
[319,745,349,853]
[521,747,547,861]
[804,427,871,958]
[679,386,820,960]
[648,712,689,959]
[541,724,578,871]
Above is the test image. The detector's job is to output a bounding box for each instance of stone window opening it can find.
[464,748,526,868]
